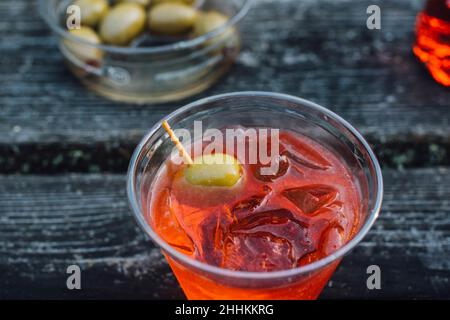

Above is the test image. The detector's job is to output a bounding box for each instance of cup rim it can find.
[127,91,384,280]
[38,0,253,54]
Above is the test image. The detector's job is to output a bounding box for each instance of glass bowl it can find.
[127,92,384,299]
[39,0,253,104]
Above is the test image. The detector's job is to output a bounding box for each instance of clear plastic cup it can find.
[127,92,383,299]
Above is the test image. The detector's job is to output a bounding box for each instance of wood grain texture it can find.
[1,0,449,301]
[0,0,448,147]
[1,168,449,299]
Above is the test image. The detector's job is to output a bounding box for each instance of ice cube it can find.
[280,133,331,170]
[320,225,345,256]
[220,209,315,272]
[251,155,290,182]
[297,220,342,265]
[231,194,267,218]
[153,188,195,254]
[222,233,294,271]
[282,185,338,214]
[197,211,230,266]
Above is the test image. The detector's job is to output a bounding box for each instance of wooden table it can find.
[1,0,449,299]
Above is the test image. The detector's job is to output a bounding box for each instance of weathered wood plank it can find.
[0,0,448,147]
[1,136,449,174]
[1,168,449,299]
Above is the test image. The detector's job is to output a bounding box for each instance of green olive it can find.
[193,11,229,36]
[65,26,103,62]
[149,3,198,35]
[99,3,146,45]
[115,0,151,6]
[151,0,196,7]
[184,153,242,187]
[193,11,237,50]
[73,0,109,27]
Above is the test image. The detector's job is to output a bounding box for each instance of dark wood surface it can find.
[0,0,449,299]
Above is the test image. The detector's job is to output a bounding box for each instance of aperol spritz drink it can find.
[127,92,382,300]
[148,129,360,299]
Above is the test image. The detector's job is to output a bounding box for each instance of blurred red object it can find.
[413,0,450,86]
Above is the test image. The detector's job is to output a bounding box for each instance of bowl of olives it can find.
[39,0,253,104]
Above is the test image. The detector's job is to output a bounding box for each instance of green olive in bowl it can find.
[193,11,237,49]
[73,0,109,27]
[151,0,196,7]
[99,3,146,45]
[148,2,198,35]
[64,26,103,63]
[115,0,151,6]
[193,11,229,37]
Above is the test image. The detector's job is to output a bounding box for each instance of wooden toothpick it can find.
[162,120,193,165]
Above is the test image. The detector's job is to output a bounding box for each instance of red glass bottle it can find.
[413,0,450,86]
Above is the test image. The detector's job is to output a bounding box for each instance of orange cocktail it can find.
[127,92,383,300]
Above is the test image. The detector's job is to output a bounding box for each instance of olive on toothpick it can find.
[162,121,242,187]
